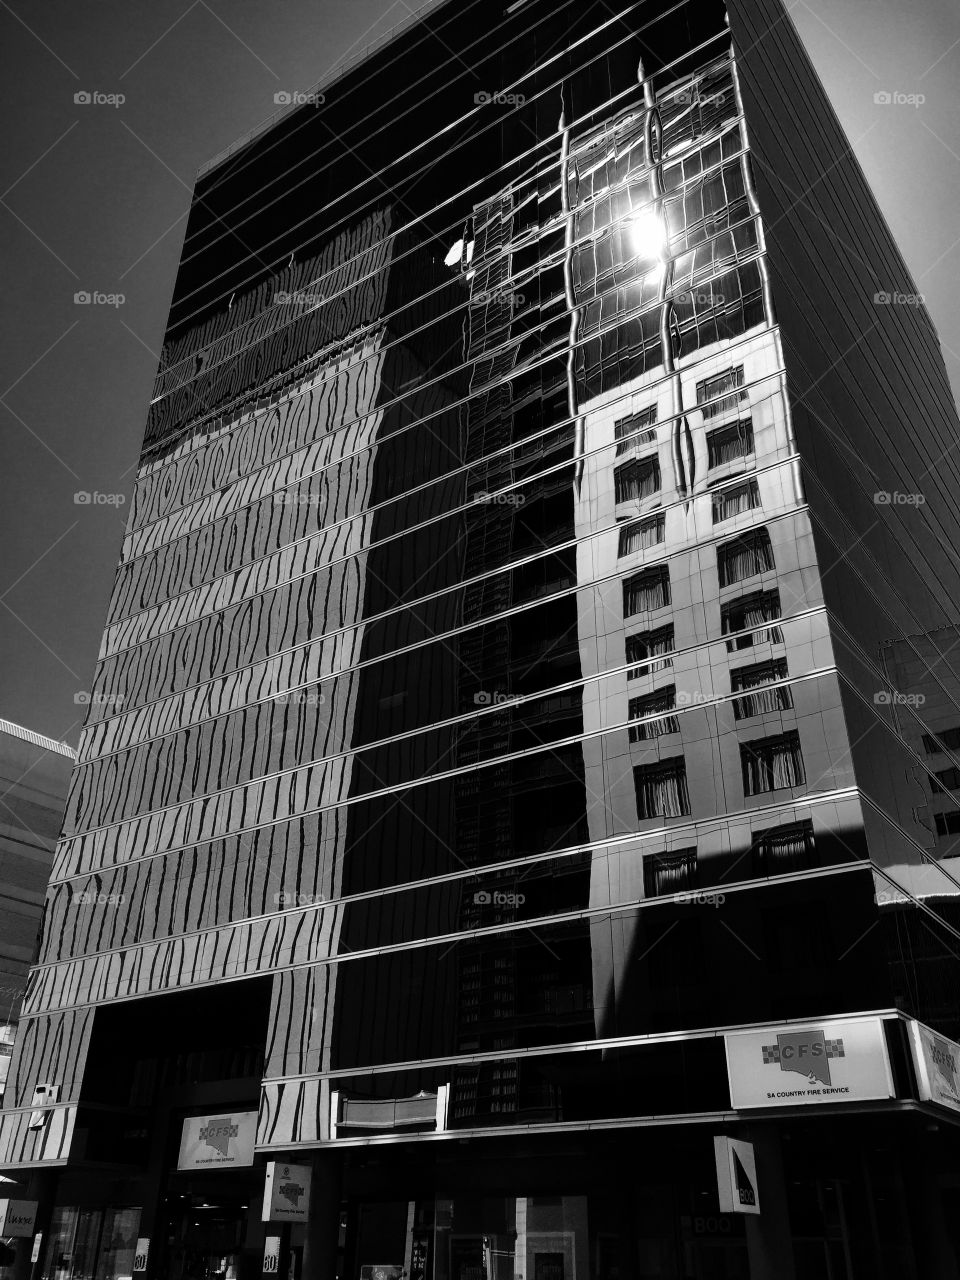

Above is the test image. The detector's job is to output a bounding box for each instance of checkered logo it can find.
[760,1030,844,1086]
[762,1037,844,1063]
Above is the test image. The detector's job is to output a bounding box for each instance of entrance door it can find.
[161,1177,261,1280]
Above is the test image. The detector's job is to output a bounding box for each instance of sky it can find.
[1,0,959,749]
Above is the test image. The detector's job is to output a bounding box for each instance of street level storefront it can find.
[10,1112,960,1280]
[3,1014,960,1280]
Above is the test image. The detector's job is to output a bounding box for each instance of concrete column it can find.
[741,1125,796,1280]
[300,1150,342,1280]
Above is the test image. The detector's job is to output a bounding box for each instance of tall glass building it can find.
[5,1,960,1277]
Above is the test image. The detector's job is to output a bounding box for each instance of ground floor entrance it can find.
[8,1114,960,1280]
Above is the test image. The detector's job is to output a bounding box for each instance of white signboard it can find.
[908,1021,960,1114]
[177,1111,257,1170]
[263,1161,312,1223]
[714,1136,760,1215]
[725,1017,894,1108]
[133,1237,150,1271]
[263,1235,282,1275]
[0,1199,37,1237]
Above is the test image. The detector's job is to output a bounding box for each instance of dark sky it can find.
[2,0,959,748]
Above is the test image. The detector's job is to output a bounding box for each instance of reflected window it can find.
[623,565,671,617]
[618,514,665,557]
[625,625,675,678]
[634,758,691,818]
[643,847,697,896]
[932,766,960,792]
[752,820,816,874]
[923,726,960,753]
[731,658,792,719]
[712,477,760,524]
[935,812,960,836]
[614,405,657,456]
[722,589,783,651]
[697,364,748,419]
[741,731,805,795]
[717,527,774,587]
[707,418,754,467]
[628,686,680,742]
[614,455,661,503]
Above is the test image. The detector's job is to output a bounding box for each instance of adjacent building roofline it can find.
[197,0,456,181]
[0,717,76,760]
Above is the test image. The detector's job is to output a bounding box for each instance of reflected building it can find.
[0,720,74,1101]
[6,1,960,1278]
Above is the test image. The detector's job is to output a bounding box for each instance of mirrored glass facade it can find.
[7,1,960,1277]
